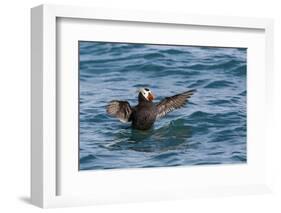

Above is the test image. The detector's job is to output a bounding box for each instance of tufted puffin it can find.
[106,88,196,130]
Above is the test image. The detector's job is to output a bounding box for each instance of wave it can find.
[239,90,246,96]
[188,79,210,88]
[231,154,246,162]
[186,59,243,70]
[188,110,244,127]
[160,49,188,55]
[227,64,246,76]
[207,99,232,105]
[210,129,241,143]
[79,41,247,170]
[143,52,165,59]
[80,53,143,65]
[204,80,234,88]
[81,113,108,123]
[80,154,98,163]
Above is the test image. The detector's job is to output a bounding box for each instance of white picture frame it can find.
[31,4,274,208]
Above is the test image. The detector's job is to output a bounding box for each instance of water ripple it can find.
[79,42,247,170]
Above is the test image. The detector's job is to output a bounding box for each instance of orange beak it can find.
[147,92,155,101]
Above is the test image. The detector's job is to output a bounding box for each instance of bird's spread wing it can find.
[106,100,132,123]
[156,89,196,119]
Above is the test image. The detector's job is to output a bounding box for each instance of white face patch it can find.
[140,88,151,100]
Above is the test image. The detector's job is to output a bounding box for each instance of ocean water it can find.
[79,41,247,170]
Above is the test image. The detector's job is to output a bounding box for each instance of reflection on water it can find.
[109,119,192,153]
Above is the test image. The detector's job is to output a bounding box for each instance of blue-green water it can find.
[79,41,247,170]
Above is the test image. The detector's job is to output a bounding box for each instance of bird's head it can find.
[138,87,155,102]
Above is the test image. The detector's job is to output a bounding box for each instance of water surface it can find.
[79,41,247,170]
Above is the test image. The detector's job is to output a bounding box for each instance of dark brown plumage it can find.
[156,90,195,119]
[106,88,196,130]
[106,101,132,123]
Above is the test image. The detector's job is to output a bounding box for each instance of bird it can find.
[106,88,196,130]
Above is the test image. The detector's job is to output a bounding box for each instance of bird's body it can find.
[131,100,157,130]
[106,88,195,130]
